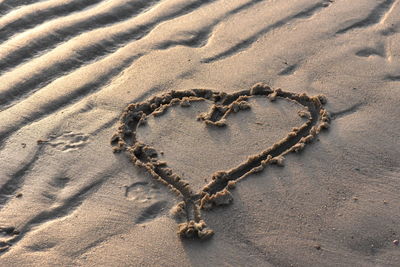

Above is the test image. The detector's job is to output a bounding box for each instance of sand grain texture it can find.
[0,0,399,266]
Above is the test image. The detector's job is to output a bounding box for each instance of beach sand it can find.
[0,0,399,266]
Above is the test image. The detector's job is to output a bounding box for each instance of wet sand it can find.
[0,0,399,266]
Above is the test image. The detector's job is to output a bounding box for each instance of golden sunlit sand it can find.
[0,0,399,266]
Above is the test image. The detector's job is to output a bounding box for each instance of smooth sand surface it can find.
[0,0,399,266]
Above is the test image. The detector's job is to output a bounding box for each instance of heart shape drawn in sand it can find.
[111,83,330,239]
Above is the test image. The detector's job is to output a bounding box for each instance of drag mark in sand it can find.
[111,83,330,239]
[201,0,333,63]
[384,75,400,81]
[336,0,396,34]
[0,172,108,255]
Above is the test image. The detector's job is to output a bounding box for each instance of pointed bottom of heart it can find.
[112,83,330,239]
[178,220,214,239]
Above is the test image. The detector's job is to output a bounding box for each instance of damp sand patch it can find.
[111,83,330,239]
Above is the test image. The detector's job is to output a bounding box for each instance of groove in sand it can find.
[111,83,330,239]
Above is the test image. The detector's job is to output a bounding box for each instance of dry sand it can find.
[0,0,399,266]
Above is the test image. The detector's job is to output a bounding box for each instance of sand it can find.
[0,0,399,266]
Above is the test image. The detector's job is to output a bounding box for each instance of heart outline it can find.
[111,83,330,239]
